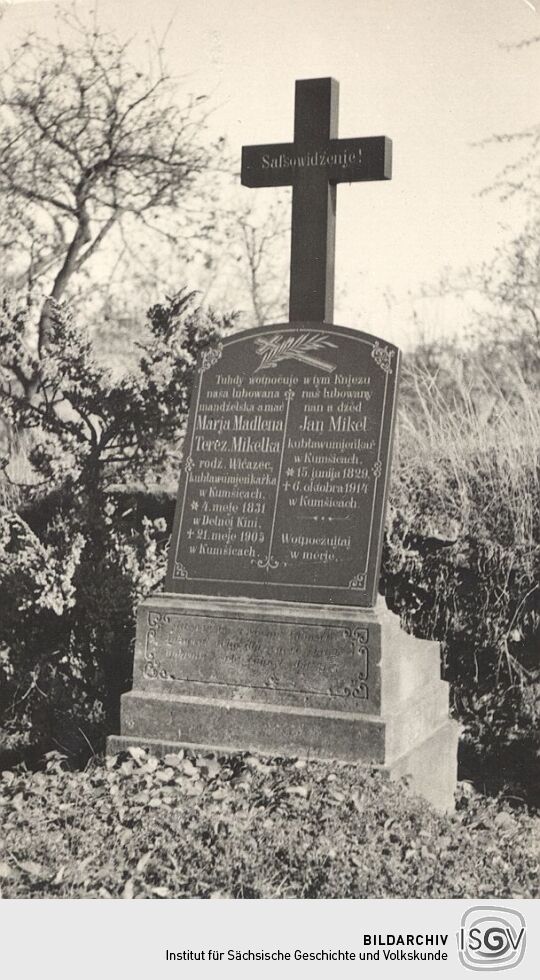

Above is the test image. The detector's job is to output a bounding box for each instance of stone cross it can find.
[241,77,392,323]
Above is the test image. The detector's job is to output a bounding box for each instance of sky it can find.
[1,0,539,346]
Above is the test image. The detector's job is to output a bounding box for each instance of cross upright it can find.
[241,77,392,323]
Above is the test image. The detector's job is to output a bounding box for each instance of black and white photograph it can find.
[0,0,538,971]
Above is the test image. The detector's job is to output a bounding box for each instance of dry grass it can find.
[395,358,539,548]
[388,357,539,800]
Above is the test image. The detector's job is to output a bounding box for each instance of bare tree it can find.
[0,6,219,375]
[463,44,540,380]
[407,35,540,390]
[190,189,290,326]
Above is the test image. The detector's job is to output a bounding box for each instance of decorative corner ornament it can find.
[253,555,280,570]
[343,626,369,646]
[143,660,174,681]
[371,341,394,374]
[144,611,174,680]
[174,562,189,579]
[147,612,172,627]
[201,343,223,372]
[348,572,367,590]
[342,627,369,681]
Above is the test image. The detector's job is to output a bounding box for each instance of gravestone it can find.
[108,78,458,810]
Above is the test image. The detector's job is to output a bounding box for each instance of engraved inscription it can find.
[140,611,376,710]
[167,323,399,606]
[261,147,361,171]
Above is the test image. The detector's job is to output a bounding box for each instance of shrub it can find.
[0,290,231,759]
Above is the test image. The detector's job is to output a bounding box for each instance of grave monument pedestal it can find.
[108,593,459,812]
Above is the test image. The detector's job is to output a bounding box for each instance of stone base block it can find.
[112,679,450,763]
[107,716,460,813]
[108,593,459,812]
[384,719,460,812]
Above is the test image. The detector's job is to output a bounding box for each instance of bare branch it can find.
[0,5,217,352]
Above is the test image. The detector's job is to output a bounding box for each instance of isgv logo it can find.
[457,906,526,971]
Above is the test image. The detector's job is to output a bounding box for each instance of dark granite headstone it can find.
[167,323,399,607]
[108,77,458,812]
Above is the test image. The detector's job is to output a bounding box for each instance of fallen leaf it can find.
[155,767,175,783]
[494,812,516,833]
[469,819,489,832]
[245,755,271,774]
[231,775,251,790]
[285,785,309,799]
[210,787,227,800]
[350,792,365,812]
[196,758,221,779]
[328,790,345,803]
[132,791,150,806]
[180,760,198,778]
[185,780,204,797]
[11,793,25,813]
[19,860,47,878]
[136,852,152,873]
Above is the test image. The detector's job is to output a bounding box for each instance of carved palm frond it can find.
[254,332,337,372]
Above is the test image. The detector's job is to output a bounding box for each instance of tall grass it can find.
[394,357,539,550]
